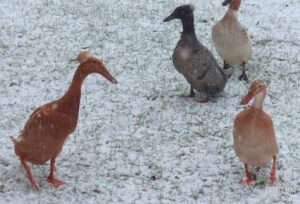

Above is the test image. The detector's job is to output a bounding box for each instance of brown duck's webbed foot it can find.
[240,163,254,184]
[184,86,195,98]
[238,62,248,82]
[47,158,65,188]
[223,60,231,70]
[20,156,39,189]
[269,155,277,184]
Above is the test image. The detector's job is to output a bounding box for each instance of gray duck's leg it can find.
[185,86,195,98]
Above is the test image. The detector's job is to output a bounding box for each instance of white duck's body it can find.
[212,0,252,81]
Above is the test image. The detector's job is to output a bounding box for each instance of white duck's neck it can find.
[227,9,238,18]
[252,91,266,110]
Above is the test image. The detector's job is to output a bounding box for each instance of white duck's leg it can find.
[238,62,248,81]
[47,158,65,188]
[223,60,231,70]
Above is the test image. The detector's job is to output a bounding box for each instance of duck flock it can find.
[1,0,299,203]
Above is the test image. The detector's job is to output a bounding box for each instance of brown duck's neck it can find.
[229,0,241,11]
[58,66,90,123]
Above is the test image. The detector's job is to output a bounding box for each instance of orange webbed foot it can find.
[47,176,65,188]
[239,176,254,185]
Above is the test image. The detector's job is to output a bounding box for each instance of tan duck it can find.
[164,4,230,102]
[233,80,278,184]
[212,0,252,81]
[12,51,117,189]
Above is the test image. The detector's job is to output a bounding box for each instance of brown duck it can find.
[12,51,117,189]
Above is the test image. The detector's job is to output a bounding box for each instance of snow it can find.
[0,0,299,203]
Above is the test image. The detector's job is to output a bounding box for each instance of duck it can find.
[233,80,278,184]
[163,4,230,102]
[12,51,117,189]
[212,0,252,81]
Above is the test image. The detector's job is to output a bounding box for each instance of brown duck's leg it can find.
[240,163,253,184]
[223,60,230,70]
[20,156,38,189]
[269,155,277,184]
[47,158,65,188]
[238,62,248,81]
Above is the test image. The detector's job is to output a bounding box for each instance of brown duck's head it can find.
[240,80,267,105]
[163,4,195,22]
[77,51,117,84]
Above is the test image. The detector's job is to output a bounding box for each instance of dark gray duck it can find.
[164,4,230,102]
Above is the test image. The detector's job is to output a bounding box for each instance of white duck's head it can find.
[222,0,241,11]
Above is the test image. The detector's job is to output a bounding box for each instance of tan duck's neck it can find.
[252,91,266,110]
[229,0,241,11]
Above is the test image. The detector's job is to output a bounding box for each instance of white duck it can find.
[212,0,252,81]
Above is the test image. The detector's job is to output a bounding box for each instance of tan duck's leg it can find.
[20,156,38,189]
[47,158,65,188]
[269,155,277,184]
[240,163,253,184]
[223,60,231,70]
[238,62,248,81]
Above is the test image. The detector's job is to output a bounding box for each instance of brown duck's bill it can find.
[222,0,231,6]
[240,91,254,105]
[100,69,118,84]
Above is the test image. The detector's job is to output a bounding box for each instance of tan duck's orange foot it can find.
[47,176,65,188]
[239,176,254,184]
[20,157,39,189]
[239,163,254,184]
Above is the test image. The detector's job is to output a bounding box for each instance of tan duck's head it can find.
[163,4,195,22]
[222,0,241,11]
[76,51,117,84]
[240,80,267,105]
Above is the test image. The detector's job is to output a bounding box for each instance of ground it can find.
[0,0,299,203]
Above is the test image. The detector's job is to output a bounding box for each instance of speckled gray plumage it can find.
[173,33,229,94]
[165,5,229,97]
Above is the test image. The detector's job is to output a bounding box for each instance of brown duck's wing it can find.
[22,105,74,139]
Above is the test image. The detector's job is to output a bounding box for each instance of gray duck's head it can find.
[163,4,195,22]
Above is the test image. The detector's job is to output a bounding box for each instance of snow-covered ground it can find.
[0,0,299,203]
